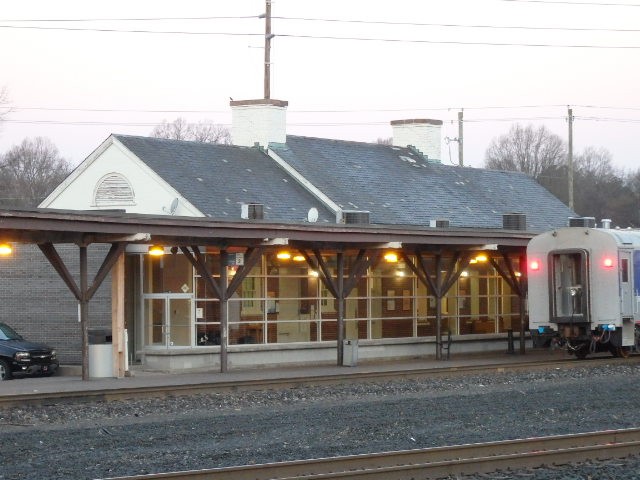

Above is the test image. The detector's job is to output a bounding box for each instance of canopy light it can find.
[276,251,291,260]
[603,257,615,268]
[0,243,12,255]
[148,245,165,256]
[292,254,305,262]
[384,252,398,263]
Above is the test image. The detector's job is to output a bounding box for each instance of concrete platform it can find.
[0,349,576,399]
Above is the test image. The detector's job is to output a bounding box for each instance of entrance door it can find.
[144,295,192,347]
[620,250,633,317]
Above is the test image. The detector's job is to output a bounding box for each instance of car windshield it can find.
[0,323,24,341]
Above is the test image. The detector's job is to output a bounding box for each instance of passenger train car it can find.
[528,222,640,358]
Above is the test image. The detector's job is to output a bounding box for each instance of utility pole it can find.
[457,109,464,166]
[264,0,272,99]
[568,107,574,210]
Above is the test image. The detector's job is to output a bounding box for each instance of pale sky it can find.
[0,0,639,171]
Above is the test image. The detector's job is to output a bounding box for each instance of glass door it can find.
[144,295,193,347]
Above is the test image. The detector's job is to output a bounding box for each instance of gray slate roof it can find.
[114,135,335,222]
[115,133,575,232]
[270,136,575,232]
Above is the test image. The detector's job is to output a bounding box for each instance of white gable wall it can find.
[40,137,203,217]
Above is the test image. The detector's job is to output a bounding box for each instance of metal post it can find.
[79,245,89,380]
[568,107,574,210]
[336,252,345,366]
[264,0,272,99]
[507,329,515,354]
[458,110,464,166]
[519,254,527,354]
[435,254,442,360]
[220,250,229,373]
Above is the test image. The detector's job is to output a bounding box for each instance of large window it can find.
[136,251,522,348]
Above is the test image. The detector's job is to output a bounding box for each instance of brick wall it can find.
[0,243,112,365]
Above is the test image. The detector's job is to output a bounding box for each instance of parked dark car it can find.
[0,323,59,380]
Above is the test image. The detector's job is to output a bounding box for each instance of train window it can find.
[621,258,629,283]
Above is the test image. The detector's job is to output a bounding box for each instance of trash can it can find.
[342,339,358,367]
[88,328,113,378]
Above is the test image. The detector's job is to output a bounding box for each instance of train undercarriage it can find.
[532,323,640,359]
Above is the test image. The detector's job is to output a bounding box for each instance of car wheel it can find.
[0,359,12,380]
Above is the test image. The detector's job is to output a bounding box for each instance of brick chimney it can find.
[390,119,442,162]
[230,99,288,148]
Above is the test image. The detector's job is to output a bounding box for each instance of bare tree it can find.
[376,137,393,145]
[0,137,71,207]
[484,124,566,180]
[572,146,638,226]
[150,117,192,141]
[150,117,231,144]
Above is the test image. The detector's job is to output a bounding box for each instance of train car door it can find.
[620,250,633,318]
[550,250,589,323]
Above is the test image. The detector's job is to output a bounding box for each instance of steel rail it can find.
[101,428,640,480]
[1,356,637,408]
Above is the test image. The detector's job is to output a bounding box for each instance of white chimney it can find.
[230,99,288,148]
[390,119,442,162]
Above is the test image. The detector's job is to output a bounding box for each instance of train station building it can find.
[0,99,574,377]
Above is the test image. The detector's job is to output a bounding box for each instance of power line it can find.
[7,104,640,116]
[0,24,263,36]
[1,24,639,49]
[498,0,640,6]
[6,115,640,128]
[2,14,638,34]
[278,33,640,49]
[0,15,258,22]
[273,16,640,33]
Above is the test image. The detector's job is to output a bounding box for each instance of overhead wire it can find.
[497,0,640,6]
[4,115,640,128]
[271,16,640,33]
[0,24,638,49]
[8,104,640,114]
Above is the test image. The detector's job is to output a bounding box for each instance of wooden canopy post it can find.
[111,253,126,378]
[489,248,528,354]
[181,245,264,373]
[402,250,472,360]
[301,249,379,366]
[38,241,127,380]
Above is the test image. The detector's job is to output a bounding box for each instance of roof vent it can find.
[430,219,450,228]
[241,203,264,220]
[503,213,527,230]
[568,216,596,228]
[338,210,370,224]
[601,218,612,229]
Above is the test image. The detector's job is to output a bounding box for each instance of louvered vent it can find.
[503,213,526,230]
[429,218,450,228]
[568,216,596,228]
[241,203,264,220]
[339,210,370,224]
[93,173,134,206]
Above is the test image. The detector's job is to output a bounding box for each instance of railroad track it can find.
[101,427,640,480]
[1,355,637,408]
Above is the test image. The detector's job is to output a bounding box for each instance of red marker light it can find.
[530,260,540,271]
[603,257,614,268]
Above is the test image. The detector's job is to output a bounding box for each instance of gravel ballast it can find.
[3,361,640,479]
